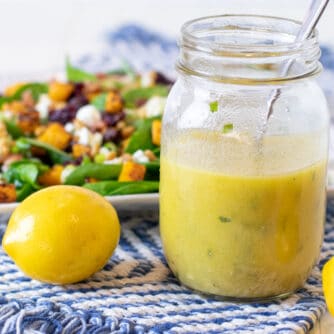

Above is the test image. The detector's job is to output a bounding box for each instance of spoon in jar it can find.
[266,0,330,120]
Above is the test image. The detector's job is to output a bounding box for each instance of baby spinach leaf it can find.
[91,93,107,111]
[14,164,39,185]
[16,183,35,201]
[4,159,48,189]
[125,117,160,154]
[151,147,160,157]
[3,119,23,139]
[11,138,31,155]
[83,180,159,196]
[16,138,72,164]
[123,85,169,108]
[66,57,97,82]
[64,163,122,185]
[108,60,136,78]
[4,159,48,201]
[0,96,13,108]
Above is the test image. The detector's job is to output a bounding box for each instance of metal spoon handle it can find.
[267,0,330,119]
[297,0,330,41]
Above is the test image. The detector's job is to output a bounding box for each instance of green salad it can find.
[0,60,172,202]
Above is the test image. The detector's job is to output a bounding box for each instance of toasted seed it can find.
[21,90,35,108]
[144,149,157,161]
[105,151,117,161]
[121,126,135,139]
[116,121,126,130]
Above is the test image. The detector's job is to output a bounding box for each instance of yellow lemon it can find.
[323,256,334,316]
[2,185,120,284]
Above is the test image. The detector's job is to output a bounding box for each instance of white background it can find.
[0,0,333,75]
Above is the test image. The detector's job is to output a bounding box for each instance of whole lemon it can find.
[323,257,334,316]
[2,185,120,284]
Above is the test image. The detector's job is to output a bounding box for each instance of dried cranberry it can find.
[73,82,85,94]
[66,82,84,101]
[63,156,82,166]
[49,94,88,124]
[103,128,120,143]
[156,72,174,85]
[68,95,88,111]
[102,111,125,127]
[73,156,84,165]
[65,140,76,153]
[49,107,76,124]
[69,82,85,99]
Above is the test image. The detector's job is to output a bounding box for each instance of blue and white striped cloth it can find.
[0,204,333,333]
[77,24,334,110]
[77,24,178,78]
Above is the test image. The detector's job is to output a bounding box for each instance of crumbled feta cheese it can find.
[74,126,102,154]
[92,132,103,146]
[104,157,123,165]
[76,105,101,128]
[60,165,76,184]
[145,96,166,117]
[76,127,91,146]
[132,149,149,163]
[64,122,75,134]
[91,133,103,155]
[141,71,155,87]
[35,94,52,119]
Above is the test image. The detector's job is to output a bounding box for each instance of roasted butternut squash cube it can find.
[0,124,13,163]
[105,91,123,113]
[4,82,26,97]
[151,120,161,146]
[2,101,26,113]
[38,165,64,186]
[38,123,71,150]
[48,81,74,102]
[118,161,146,182]
[0,184,16,203]
[72,144,91,158]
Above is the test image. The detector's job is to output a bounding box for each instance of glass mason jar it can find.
[160,15,329,301]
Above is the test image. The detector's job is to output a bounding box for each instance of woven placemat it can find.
[0,202,333,334]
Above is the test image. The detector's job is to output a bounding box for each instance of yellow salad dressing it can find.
[160,130,327,299]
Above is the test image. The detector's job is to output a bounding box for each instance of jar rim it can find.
[180,14,318,56]
[178,14,321,84]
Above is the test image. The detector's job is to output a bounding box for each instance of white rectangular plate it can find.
[0,193,159,223]
[1,188,333,220]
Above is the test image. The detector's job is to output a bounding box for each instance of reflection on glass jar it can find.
[160,15,329,300]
